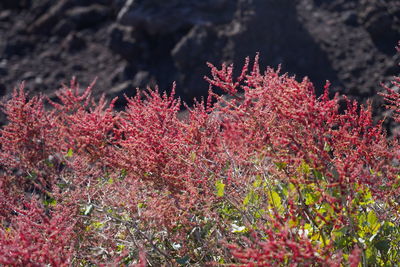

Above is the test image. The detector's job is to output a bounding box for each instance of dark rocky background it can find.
[0,0,399,129]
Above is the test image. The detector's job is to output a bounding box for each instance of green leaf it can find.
[56,183,68,189]
[323,142,331,152]
[367,210,380,234]
[269,190,282,211]
[190,151,196,162]
[359,189,374,205]
[91,221,104,229]
[243,190,259,207]
[45,159,54,167]
[176,255,190,265]
[374,239,390,254]
[312,169,324,181]
[243,194,250,206]
[215,180,225,197]
[253,174,263,188]
[305,191,319,205]
[332,227,350,248]
[299,161,311,175]
[255,209,266,218]
[365,247,374,264]
[288,183,296,192]
[43,198,57,207]
[66,148,74,158]
[274,162,287,170]
[367,211,377,226]
[116,244,125,252]
[120,168,127,180]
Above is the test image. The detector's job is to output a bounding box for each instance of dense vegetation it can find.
[0,50,399,266]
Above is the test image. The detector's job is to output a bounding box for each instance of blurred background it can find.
[0,0,399,127]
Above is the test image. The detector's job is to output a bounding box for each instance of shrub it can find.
[0,47,399,266]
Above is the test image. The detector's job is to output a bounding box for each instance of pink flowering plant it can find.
[0,44,399,266]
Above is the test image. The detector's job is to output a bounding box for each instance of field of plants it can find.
[0,48,399,265]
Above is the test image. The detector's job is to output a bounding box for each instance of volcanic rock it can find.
[0,0,399,131]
